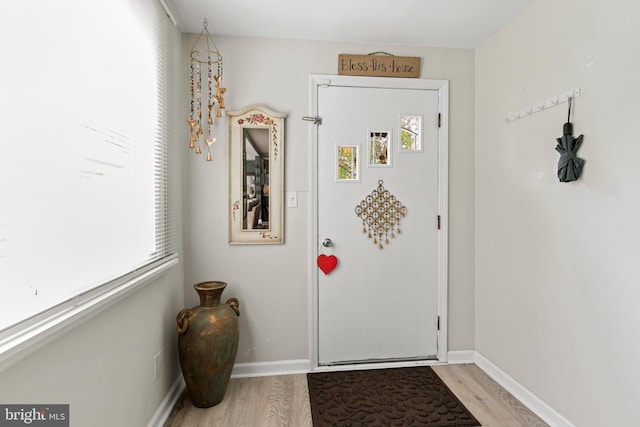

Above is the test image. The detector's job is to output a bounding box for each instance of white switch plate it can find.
[287,191,297,208]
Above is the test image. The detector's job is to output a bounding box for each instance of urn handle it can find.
[226,298,240,317]
[176,308,194,334]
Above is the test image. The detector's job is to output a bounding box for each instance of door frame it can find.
[308,74,449,370]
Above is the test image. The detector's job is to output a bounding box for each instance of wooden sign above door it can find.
[338,53,420,78]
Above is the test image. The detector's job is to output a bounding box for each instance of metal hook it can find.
[322,238,333,248]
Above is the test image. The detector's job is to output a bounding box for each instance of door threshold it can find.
[314,357,441,372]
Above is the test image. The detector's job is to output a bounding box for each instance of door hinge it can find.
[438,113,441,128]
[302,116,323,125]
[437,215,441,230]
[437,316,440,331]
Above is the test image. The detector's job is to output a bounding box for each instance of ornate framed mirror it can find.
[227,105,285,244]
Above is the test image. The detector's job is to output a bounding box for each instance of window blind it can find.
[0,0,176,333]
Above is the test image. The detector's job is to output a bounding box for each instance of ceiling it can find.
[244,128,269,158]
[165,0,535,49]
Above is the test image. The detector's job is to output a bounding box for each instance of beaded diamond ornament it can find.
[355,180,407,249]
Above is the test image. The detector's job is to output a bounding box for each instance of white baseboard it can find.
[147,375,185,427]
[474,352,576,427]
[231,359,310,378]
[446,350,476,364]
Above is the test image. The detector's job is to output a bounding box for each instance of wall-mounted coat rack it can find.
[505,88,581,122]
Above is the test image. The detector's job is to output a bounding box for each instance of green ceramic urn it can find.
[176,281,240,407]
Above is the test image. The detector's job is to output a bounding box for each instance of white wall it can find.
[183,36,476,363]
[476,0,640,425]
[0,272,184,426]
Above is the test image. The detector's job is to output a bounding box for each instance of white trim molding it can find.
[0,256,179,374]
[446,350,476,364]
[147,375,185,427]
[473,352,576,427]
[231,359,310,378]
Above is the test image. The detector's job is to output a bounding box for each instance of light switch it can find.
[287,191,298,208]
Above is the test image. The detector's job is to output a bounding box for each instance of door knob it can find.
[322,238,333,248]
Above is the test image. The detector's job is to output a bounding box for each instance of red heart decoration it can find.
[317,254,338,275]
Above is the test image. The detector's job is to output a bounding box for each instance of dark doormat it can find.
[307,366,481,426]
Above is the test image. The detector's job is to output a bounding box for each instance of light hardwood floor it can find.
[164,364,548,427]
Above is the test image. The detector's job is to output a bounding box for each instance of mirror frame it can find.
[227,105,286,244]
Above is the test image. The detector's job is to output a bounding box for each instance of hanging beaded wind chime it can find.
[188,19,227,162]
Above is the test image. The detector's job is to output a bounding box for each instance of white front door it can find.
[311,75,449,366]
